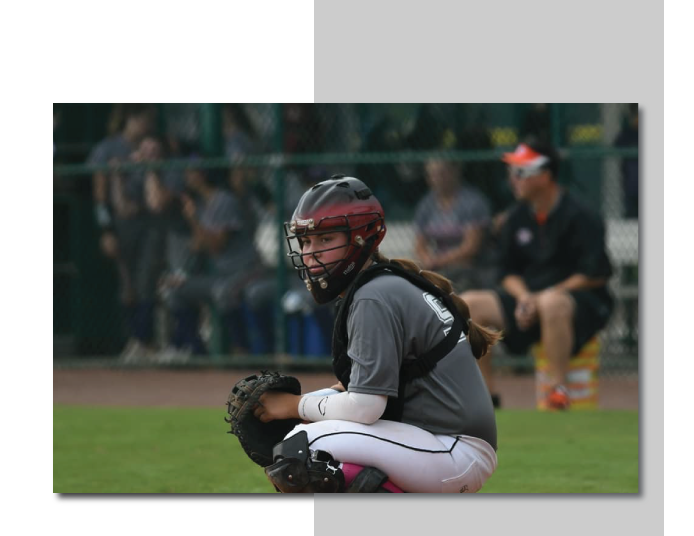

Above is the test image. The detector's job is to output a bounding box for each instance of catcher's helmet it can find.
[284,175,386,303]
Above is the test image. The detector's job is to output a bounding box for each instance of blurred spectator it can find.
[87,105,158,360]
[144,150,203,360]
[158,166,264,359]
[228,166,277,353]
[613,104,638,218]
[228,165,271,227]
[414,158,496,292]
[460,142,614,410]
[223,104,275,213]
[223,104,259,159]
[89,104,156,229]
[402,105,453,205]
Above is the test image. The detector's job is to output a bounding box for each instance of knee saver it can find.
[264,431,345,493]
[345,466,390,493]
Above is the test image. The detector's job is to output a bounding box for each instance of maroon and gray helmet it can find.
[284,175,386,303]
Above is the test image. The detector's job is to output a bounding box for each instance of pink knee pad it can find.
[341,463,405,493]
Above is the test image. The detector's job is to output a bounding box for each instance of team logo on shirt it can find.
[423,293,467,343]
[423,293,453,323]
[516,227,533,245]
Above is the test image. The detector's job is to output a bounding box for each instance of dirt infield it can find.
[53,369,638,410]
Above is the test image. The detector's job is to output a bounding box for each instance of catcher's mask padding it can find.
[265,431,345,493]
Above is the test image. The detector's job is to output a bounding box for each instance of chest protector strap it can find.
[331,262,468,422]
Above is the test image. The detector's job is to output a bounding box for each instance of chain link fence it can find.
[53,104,638,375]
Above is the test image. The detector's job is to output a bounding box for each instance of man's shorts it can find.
[494,287,614,356]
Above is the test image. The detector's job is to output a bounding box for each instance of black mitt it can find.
[225,371,302,467]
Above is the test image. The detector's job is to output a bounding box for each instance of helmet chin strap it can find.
[306,235,378,304]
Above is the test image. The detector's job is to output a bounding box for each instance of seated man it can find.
[461,142,614,410]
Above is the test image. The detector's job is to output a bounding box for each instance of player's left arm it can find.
[255,390,387,424]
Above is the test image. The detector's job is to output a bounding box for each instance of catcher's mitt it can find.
[225,371,302,467]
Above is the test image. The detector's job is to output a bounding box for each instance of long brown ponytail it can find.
[372,252,502,359]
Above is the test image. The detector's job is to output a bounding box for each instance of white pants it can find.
[286,419,497,493]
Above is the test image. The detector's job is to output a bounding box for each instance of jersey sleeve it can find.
[201,193,243,233]
[346,298,403,397]
[86,141,108,165]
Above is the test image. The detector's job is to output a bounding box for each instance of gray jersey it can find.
[86,134,134,166]
[199,190,260,275]
[414,186,491,254]
[346,273,497,449]
[87,135,146,213]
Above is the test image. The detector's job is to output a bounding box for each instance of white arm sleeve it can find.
[298,391,388,424]
[303,388,343,397]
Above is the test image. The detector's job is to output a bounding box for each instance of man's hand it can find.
[515,293,538,331]
[330,381,346,392]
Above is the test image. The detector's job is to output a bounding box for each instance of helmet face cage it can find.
[285,215,351,282]
[284,175,387,303]
[284,212,385,298]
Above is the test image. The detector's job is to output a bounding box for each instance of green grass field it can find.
[54,406,638,494]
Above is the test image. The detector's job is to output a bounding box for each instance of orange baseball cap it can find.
[501,143,550,168]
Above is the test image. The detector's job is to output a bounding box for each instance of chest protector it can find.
[332,262,469,422]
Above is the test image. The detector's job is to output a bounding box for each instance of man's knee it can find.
[460,290,490,311]
[459,290,503,328]
[536,290,574,321]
